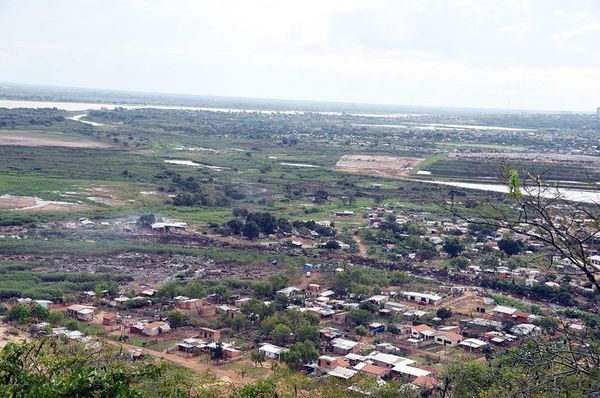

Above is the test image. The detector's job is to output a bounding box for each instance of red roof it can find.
[412,375,439,388]
[437,331,463,341]
[413,324,435,333]
[360,364,388,377]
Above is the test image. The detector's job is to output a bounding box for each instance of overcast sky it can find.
[1,0,599,111]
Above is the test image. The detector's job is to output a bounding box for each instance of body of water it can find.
[413,179,600,203]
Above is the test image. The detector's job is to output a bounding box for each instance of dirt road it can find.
[353,235,368,257]
[104,339,256,385]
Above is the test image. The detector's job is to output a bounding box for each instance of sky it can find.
[1,0,599,111]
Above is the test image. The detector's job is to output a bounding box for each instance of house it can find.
[151,221,187,232]
[434,331,463,347]
[331,338,360,355]
[66,305,96,321]
[216,305,240,318]
[493,305,518,319]
[234,297,252,307]
[354,362,390,378]
[369,322,385,335]
[258,343,288,360]
[384,301,407,313]
[403,309,428,320]
[411,375,439,389]
[364,295,388,306]
[589,255,600,268]
[177,338,206,355]
[102,313,118,326]
[402,292,443,305]
[140,289,157,297]
[459,338,488,352]
[307,283,321,293]
[177,298,202,309]
[277,286,301,297]
[142,321,171,336]
[411,324,436,340]
[32,300,53,309]
[327,366,357,380]
[320,327,342,341]
[367,351,415,369]
[391,364,431,379]
[112,297,130,307]
[197,327,220,342]
[332,312,347,325]
[318,355,349,370]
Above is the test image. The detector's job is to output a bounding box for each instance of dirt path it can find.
[104,339,256,385]
[353,235,368,257]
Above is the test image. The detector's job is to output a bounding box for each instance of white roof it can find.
[392,365,431,377]
[367,351,414,367]
[327,366,357,380]
[493,305,517,315]
[277,286,301,295]
[511,324,540,336]
[259,343,287,355]
[459,338,488,349]
[345,353,367,361]
[366,295,387,302]
[331,338,359,350]
[403,291,442,301]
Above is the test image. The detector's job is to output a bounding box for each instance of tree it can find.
[449,256,469,269]
[212,285,230,302]
[136,214,155,229]
[249,350,266,367]
[324,240,341,250]
[281,341,319,370]
[231,314,247,332]
[226,218,244,235]
[354,325,368,336]
[211,341,224,363]
[273,324,291,346]
[295,324,319,343]
[242,221,260,240]
[347,309,375,326]
[498,238,524,256]
[436,307,453,322]
[167,310,186,328]
[443,237,464,257]
[232,207,249,218]
[252,281,273,298]
[5,304,32,324]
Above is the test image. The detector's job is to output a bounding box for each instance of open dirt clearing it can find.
[0,132,110,148]
[334,155,423,178]
[0,194,91,211]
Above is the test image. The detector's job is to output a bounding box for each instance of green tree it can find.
[450,256,469,269]
[436,307,453,322]
[354,325,368,336]
[498,238,524,256]
[281,341,319,370]
[443,237,464,257]
[273,324,291,346]
[243,221,260,240]
[166,310,186,328]
[347,309,375,326]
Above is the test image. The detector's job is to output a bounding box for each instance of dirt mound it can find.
[0,132,110,148]
[334,155,423,178]
[0,195,91,212]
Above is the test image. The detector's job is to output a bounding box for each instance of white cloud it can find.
[0,0,599,111]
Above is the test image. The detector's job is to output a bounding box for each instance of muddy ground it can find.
[2,252,279,289]
[0,132,110,148]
